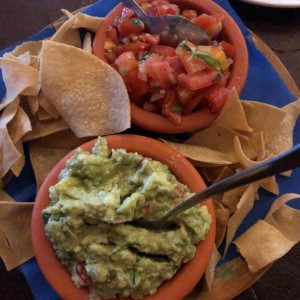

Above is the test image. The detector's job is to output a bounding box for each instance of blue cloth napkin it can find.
[1,0,299,299]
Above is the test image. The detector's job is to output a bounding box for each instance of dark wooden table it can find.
[0,0,299,299]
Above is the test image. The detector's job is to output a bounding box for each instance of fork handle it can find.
[164,143,300,220]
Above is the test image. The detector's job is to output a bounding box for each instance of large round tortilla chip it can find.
[40,41,130,137]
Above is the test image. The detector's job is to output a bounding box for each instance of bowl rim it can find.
[32,134,216,300]
[93,0,249,133]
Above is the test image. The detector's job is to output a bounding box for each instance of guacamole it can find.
[43,137,211,299]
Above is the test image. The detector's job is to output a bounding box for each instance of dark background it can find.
[0,0,299,299]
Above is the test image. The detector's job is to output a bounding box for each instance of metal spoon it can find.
[132,143,300,230]
[121,0,211,47]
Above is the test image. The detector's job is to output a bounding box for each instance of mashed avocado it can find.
[43,137,211,299]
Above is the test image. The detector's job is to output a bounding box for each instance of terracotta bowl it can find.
[32,134,216,300]
[93,0,248,133]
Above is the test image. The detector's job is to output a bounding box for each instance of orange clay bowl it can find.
[93,0,248,134]
[32,134,216,300]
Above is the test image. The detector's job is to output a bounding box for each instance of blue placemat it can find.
[1,0,299,299]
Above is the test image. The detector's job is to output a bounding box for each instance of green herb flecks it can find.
[176,239,189,247]
[131,255,141,286]
[213,73,222,82]
[171,105,182,113]
[178,39,193,52]
[110,241,140,256]
[139,51,151,61]
[132,18,144,28]
[189,50,223,72]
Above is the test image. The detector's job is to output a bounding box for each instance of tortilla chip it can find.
[0,201,34,270]
[0,58,40,109]
[221,185,249,213]
[234,219,296,273]
[38,129,91,148]
[40,41,130,137]
[10,141,25,177]
[161,140,233,166]
[11,41,42,57]
[50,15,81,48]
[22,116,69,141]
[0,128,22,178]
[223,183,259,257]
[205,244,222,289]
[266,99,300,160]
[38,89,60,119]
[71,12,104,32]
[0,190,15,202]
[7,106,32,143]
[265,193,300,242]
[233,136,279,195]
[212,89,253,133]
[26,95,39,115]
[185,124,256,163]
[29,142,71,189]
[37,106,54,120]
[214,200,230,247]
[0,97,20,127]
[83,32,93,53]
[242,100,286,144]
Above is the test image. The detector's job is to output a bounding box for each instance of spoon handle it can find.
[164,143,300,220]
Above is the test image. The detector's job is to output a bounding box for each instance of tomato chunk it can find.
[178,71,220,90]
[116,41,150,55]
[204,85,229,113]
[114,51,138,76]
[118,18,145,35]
[180,52,207,75]
[76,263,93,286]
[124,69,148,102]
[193,13,222,38]
[150,45,176,57]
[161,90,182,124]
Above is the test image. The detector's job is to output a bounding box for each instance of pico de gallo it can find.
[104,0,236,125]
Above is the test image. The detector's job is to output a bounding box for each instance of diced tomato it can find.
[178,71,220,91]
[219,41,236,58]
[176,87,196,105]
[180,52,207,75]
[138,33,160,45]
[193,13,222,38]
[150,45,175,57]
[182,10,198,20]
[204,85,229,113]
[165,55,185,73]
[114,51,138,76]
[124,69,148,102]
[117,18,145,35]
[121,7,135,19]
[144,55,176,86]
[116,40,150,55]
[157,4,179,15]
[161,90,182,124]
[183,93,204,115]
[76,263,93,286]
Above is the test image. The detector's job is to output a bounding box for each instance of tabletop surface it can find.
[0,0,299,299]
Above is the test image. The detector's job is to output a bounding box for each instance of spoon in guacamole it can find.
[133,143,300,230]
